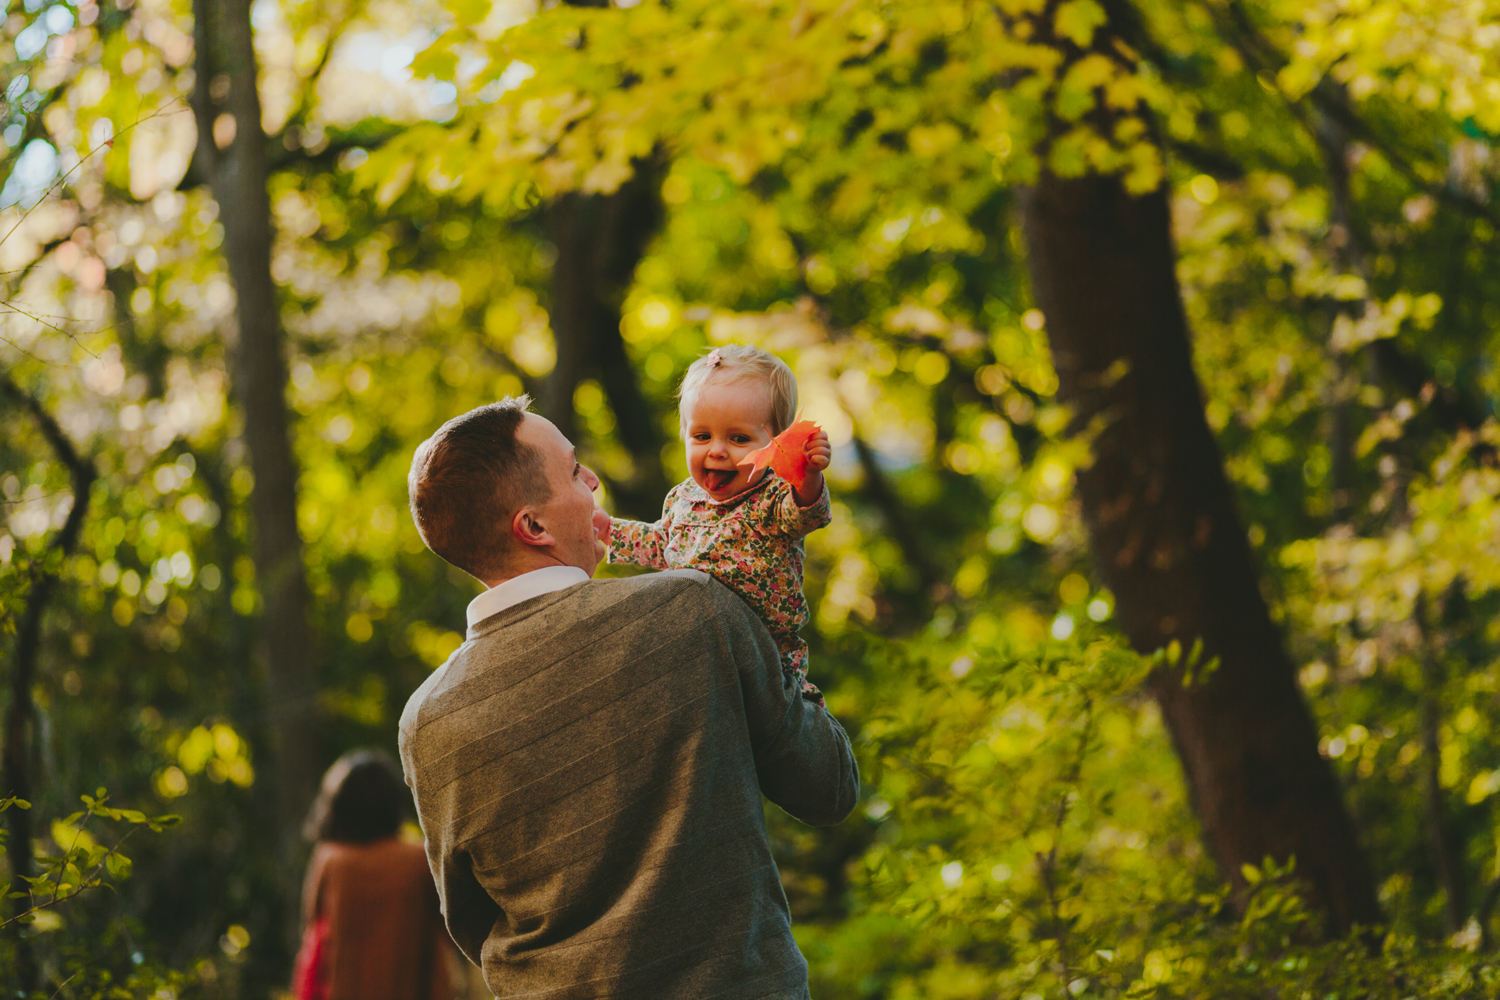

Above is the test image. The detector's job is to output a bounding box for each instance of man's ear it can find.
[511,507,554,549]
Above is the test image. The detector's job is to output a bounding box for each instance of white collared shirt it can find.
[465,565,591,630]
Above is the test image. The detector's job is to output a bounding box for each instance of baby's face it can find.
[682,379,774,501]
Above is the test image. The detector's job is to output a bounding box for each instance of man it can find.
[399,396,858,999]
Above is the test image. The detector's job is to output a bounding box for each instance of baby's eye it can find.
[732,436,749,444]
[692,433,710,441]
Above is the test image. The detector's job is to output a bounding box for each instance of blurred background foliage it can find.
[2,0,1500,995]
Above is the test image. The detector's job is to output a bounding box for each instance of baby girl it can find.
[606,344,832,706]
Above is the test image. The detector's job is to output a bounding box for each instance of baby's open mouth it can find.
[703,468,737,492]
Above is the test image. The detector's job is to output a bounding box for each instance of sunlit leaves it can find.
[1,789,177,938]
[378,0,1173,217]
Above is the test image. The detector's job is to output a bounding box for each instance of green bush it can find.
[795,628,1500,999]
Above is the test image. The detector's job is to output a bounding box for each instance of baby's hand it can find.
[804,428,831,473]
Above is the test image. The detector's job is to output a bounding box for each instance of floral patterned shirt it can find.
[608,474,832,702]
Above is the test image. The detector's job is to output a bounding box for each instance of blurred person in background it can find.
[293,750,455,1000]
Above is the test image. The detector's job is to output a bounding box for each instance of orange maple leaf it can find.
[738,419,820,490]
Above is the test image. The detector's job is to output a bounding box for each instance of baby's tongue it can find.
[704,469,736,492]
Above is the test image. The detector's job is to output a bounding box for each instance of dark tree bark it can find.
[0,375,94,994]
[104,268,169,399]
[544,172,671,520]
[1019,173,1381,934]
[1414,595,1467,932]
[192,0,320,897]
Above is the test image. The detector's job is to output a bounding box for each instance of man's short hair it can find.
[408,396,550,582]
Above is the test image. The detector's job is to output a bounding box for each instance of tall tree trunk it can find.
[193,0,320,930]
[544,172,670,520]
[1415,594,1467,932]
[0,375,94,994]
[1019,173,1381,934]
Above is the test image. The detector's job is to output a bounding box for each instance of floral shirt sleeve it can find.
[607,486,677,570]
[762,477,832,538]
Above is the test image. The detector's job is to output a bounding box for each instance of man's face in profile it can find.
[517,414,608,575]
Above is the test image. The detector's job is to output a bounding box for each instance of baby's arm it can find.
[770,475,833,538]
[607,516,672,570]
[767,427,833,537]
[792,427,832,508]
[607,488,677,570]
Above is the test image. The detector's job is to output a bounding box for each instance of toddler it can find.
[606,345,832,706]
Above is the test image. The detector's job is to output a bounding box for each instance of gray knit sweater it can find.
[398,570,859,999]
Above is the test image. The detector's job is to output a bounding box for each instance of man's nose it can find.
[581,465,601,491]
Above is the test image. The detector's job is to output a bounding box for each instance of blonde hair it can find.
[677,345,797,436]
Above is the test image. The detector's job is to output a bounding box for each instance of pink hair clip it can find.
[704,348,724,368]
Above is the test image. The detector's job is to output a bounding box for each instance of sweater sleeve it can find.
[764,477,832,538]
[705,577,858,826]
[400,685,502,967]
[430,845,501,967]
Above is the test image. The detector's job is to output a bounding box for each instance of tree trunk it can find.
[0,375,94,994]
[193,0,320,915]
[1415,594,1466,932]
[544,173,670,520]
[1019,173,1381,934]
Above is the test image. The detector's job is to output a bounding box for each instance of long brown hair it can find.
[303,750,409,844]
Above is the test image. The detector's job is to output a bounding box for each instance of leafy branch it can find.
[0,792,179,931]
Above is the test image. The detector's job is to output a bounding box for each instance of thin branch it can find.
[0,824,144,931]
[47,971,78,1000]
[0,102,190,260]
[0,374,95,558]
[0,492,75,507]
[47,810,95,906]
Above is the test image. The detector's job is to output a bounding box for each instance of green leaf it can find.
[412,46,460,82]
[1054,0,1107,48]
[449,0,491,25]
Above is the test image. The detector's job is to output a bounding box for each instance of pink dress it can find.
[608,474,831,705]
